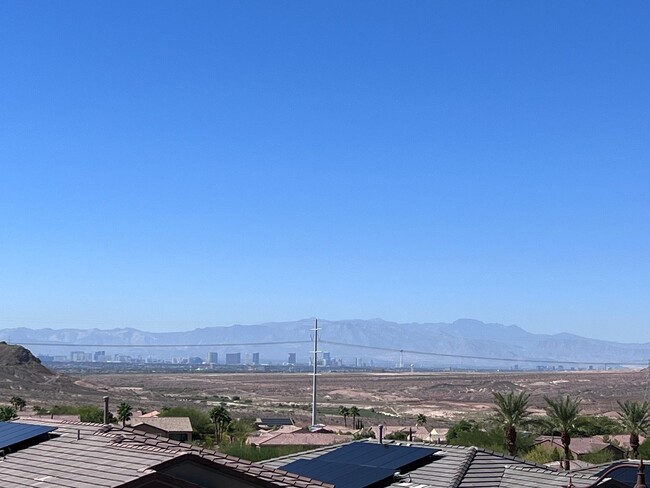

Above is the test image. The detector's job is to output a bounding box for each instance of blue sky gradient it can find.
[1,2,648,340]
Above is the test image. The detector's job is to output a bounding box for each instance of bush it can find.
[575,416,622,437]
[79,406,113,423]
[581,449,615,464]
[385,431,408,441]
[221,444,314,462]
[523,445,556,464]
[447,420,533,456]
[446,420,480,443]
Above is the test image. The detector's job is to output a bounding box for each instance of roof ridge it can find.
[470,445,556,470]
[504,464,598,479]
[450,446,477,488]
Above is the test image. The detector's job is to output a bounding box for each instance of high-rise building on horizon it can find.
[225,353,241,365]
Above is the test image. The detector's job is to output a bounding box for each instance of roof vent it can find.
[394,472,411,482]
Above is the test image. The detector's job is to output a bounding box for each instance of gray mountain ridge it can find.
[1,319,648,367]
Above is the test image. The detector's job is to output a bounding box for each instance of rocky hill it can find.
[0,342,104,403]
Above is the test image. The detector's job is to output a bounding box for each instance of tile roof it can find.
[254,432,353,447]
[264,440,612,488]
[131,417,193,433]
[2,418,333,488]
[535,436,625,455]
[594,434,646,450]
[497,464,602,487]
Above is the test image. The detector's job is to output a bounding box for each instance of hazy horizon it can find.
[2,317,649,346]
[1,2,648,342]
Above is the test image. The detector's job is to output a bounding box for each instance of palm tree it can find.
[117,402,133,427]
[10,396,26,412]
[349,406,360,429]
[416,413,427,426]
[0,406,17,421]
[493,391,531,456]
[339,406,350,427]
[617,400,650,459]
[209,405,231,443]
[544,395,582,471]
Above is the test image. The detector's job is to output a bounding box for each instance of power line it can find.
[319,340,649,366]
[11,338,647,366]
[14,340,311,348]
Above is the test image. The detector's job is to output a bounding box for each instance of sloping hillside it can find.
[0,342,104,401]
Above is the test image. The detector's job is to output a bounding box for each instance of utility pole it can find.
[311,319,320,426]
[644,360,650,402]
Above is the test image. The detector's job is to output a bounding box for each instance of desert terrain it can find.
[70,369,650,426]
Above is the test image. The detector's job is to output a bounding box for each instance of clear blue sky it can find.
[1,2,648,341]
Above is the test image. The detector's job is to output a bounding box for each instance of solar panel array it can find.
[258,418,294,426]
[282,442,438,488]
[0,422,57,450]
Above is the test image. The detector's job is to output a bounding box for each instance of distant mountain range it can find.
[1,319,649,368]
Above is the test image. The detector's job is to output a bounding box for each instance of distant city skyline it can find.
[1,2,648,342]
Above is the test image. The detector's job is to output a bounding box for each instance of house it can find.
[255,418,295,429]
[429,427,449,443]
[131,416,194,442]
[132,409,161,418]
[264,438,635,487]
[249,427,353,448]
[595,435,647,455]
[368,425,432,442]
[0,418,332,488]
[534,435,626,461]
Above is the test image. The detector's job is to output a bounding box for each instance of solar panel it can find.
[0,422,57,450]
[282,459,395,488]
[312,442,437,469]
[259,418,293,426]
[281,442,438,488]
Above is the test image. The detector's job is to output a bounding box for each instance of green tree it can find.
[544,395,582,471]
[416,413,427,426]
[523,445,556,464]
[574,415,622,437]
[448,426,517,453]
[10,396,26,412]
[617,400,650,459]
[338,406,350,426]
[79,405,111,423]
[446,419,480,443]
[349,406,360,429]
[117,402,133,427]
[209,405,231,443]
[493,390,531,456]
[0,405,17,421]
[385,430,409,441]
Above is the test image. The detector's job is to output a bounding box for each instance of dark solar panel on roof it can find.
[0,422,57,450]
[282,459,395,488]
[281,442,439,488]
[259,418,294,426]
[315,442,437,469]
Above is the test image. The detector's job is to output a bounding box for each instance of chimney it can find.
[378,424,384,444]
[103,396,109,424]
[635,459,647,488]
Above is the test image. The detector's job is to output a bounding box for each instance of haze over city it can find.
[1,2,649,342]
